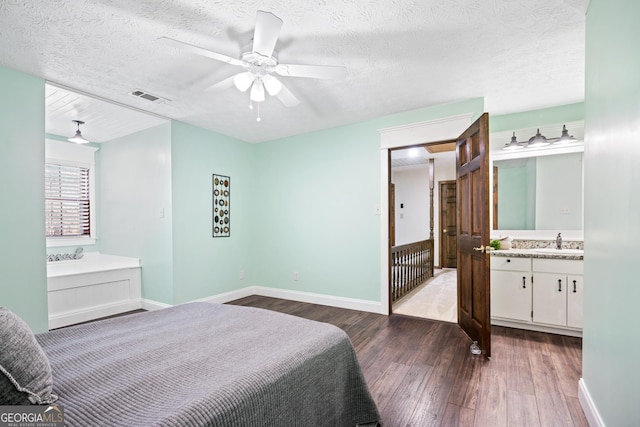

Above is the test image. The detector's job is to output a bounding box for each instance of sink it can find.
[533,248,584,254]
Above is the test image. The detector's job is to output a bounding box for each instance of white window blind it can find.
[45,163,91,237]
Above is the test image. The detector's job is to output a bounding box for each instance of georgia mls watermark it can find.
[0,405,64,427]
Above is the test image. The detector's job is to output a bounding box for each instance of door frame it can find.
[379,113,475,315]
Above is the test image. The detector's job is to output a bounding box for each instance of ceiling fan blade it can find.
[160,36,245,67]
[204,75,237,92]
[275,83,300,107]
[275,63,348,80]
[252,11,283,58]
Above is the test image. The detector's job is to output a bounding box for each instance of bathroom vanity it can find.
[490,248,583,337]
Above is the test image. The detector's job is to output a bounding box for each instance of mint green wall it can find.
[490,102,584,133]
[0,66,48,332]
[252,99,484,302]
[98,123,174,304]
[583,1,640,425]
[170,121,254,303]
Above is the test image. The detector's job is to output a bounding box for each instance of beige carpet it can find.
[392,268,457,323]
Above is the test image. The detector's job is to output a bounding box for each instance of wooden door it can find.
[456,113,491,357]
[439,180,457,268]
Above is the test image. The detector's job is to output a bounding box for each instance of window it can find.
[45,139,98,247]
[45,163,91,237]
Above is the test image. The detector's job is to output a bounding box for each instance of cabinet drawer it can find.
[533,259,583,275]
[491,256,531,272]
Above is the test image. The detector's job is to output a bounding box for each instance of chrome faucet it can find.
[556,233,562,250]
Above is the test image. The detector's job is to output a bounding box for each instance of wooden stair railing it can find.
[391,239,435,303]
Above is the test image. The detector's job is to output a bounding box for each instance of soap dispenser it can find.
[556,233,562,250]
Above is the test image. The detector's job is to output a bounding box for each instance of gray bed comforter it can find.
[36,302,380,426]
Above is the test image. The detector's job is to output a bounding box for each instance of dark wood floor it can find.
[228,295,588,427]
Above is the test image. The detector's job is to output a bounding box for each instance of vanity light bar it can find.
[504,125,576,150]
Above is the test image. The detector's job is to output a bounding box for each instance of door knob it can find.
[473,246,486,253]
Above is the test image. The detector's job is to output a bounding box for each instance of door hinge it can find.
[531,275,534,284]
[531,310,533,319]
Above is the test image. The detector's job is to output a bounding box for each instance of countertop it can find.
[490,248,583,260]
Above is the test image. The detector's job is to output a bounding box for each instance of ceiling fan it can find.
[161,10,347,114]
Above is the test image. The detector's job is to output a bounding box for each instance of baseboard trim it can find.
[195,287,256,304]
[141,298,172,311]
[142,286,385,314]
[491,317,582,338]
[252,286,382,314]
[49,299,142,329]
[579,378,605,427]
[141,286,383,315]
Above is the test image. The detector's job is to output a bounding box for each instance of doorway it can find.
[389,141,458,322]
[383,113,491,357]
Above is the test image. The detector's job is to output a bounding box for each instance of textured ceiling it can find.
[0,0,589,143]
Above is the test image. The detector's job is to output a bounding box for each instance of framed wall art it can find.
[212,174,230,237]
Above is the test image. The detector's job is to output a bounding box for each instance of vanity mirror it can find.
[491,122,584,232]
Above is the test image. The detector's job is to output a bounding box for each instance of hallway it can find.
[392,268,457,322]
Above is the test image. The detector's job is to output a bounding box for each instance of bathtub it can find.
[47,252,142,329]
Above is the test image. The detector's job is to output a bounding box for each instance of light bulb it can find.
[233,72,254,92]
[250,79,265,102]
[262,74,282,96]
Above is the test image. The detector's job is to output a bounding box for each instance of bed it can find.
[1,302,380,426]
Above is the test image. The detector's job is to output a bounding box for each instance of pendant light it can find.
[68,120,89,144]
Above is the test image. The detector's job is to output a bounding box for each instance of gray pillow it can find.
[0,307,56,405]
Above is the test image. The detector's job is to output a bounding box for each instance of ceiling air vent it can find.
[129,89,168,103]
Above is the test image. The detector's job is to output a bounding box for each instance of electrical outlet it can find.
[293,272,299,281]
[239,270,245,280]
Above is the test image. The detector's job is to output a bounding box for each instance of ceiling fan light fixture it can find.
[68,120,89,144]
[233,72,255,92]
[262,74,282,96]
[250,79,265,102]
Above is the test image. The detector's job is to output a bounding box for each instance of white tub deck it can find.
[47,252,142,329]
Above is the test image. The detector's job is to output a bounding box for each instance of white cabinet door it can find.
[533,273,567,326]
[491,270,532,322]
[567,275,584,328]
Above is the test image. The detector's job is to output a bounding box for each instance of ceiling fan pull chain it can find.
[257,102,261,122]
